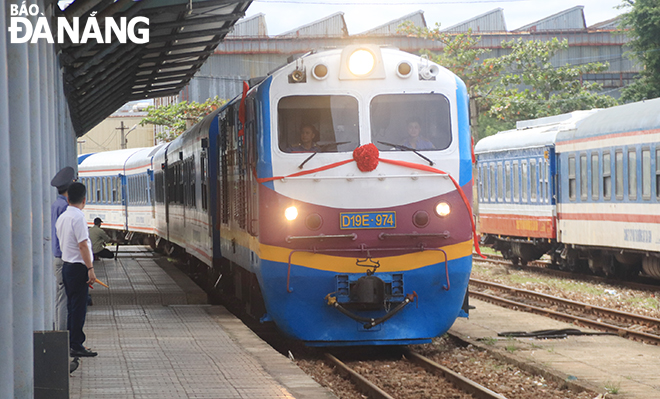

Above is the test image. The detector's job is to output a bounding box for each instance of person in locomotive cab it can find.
[401,117,435,150]
[89,217,117,260]
[55,182,98,358]
[287,124,321,152]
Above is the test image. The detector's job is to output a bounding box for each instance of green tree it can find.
[488,38,618,122]
[140,96,226,142]
[400,24,617,138]
[619,0,660,102]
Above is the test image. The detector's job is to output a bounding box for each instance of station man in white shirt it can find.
[55,182,98,357]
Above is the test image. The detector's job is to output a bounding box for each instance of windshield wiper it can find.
[298,141,353,169]
[377,141,434,166]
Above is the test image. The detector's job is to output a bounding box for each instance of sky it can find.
[244,0,628,35]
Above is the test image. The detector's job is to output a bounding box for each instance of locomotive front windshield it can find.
[278,95,360,153]
[370,94,452,151]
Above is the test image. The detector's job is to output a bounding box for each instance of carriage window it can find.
[521,161,528,202]
[478,166,484,201]
[579,154,587,201]
[656,149,660,200]
[544,160,550,203]
[530,160,537,202]
[278,95,359,153]
[504,163,511,201]
[489,164,496,201]
[482,166,488,202]
[513,163,520,202]
[628,149,637,200]
[615,150,624,200]
[371,93,451,151]
[568,156,576,201]
[642,148,651,200]
[603,152,611,200]
[591,153,599,201]
[497,163,503,201]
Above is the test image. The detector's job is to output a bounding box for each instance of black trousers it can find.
[95,248,114,259]
[62,262,89,351]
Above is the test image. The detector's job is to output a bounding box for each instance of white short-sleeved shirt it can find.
[56,206,92,264]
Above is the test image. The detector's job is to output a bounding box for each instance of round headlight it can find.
[285,206,298,221]
[396,61,412,78]
[312,63,328,80]
[413,211,430,228]
[305,213,323,230]
[348,49,375,76]
[435,202,451,217]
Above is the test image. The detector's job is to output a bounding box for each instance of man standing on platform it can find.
[50,166,75,332]
[56,182,98,357]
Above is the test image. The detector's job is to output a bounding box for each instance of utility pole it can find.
[117,121,129,149]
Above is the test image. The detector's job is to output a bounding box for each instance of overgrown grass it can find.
[604,380,621,394]
[623,296,660,310]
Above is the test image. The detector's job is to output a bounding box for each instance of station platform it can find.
[69,246,337,399]
[450,298,660,398]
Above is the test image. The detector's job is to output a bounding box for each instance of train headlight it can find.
[348,50,375,76]
[435,202,451,217]
[285,206,298,221]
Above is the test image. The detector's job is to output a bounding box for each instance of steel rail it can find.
[324,353,395,399]
[469,282,660,345]
[470,278,660,328]
[404,350,508,399]
[325,351,508,399]
[406,350,506,399]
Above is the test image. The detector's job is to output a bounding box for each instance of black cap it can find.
[94,217,103,225]
[50,166,75,191]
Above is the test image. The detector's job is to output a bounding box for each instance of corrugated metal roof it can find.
[277,12,348,37]
[59,0,251,136]
[589,16,622,30]
[357,10,426,36]
[513,6,586,32]
[442,8,507,33]
[227,13,268,37]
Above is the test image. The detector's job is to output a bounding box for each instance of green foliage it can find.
[399,23,618,138]
[619,0,660,102]
[488,38,618,121]
[140,96,227,142]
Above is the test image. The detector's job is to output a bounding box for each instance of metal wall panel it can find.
[277,12,348,37]
[227,13,268,37]
[357,10,426,36]
[443,8,507,33]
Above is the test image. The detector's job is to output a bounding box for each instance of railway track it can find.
[473,253,660,292]
[469,278,660,345]
[324,349,507,399]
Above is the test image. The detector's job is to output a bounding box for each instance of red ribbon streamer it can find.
[238,81,249,137]
[256,147,485,258]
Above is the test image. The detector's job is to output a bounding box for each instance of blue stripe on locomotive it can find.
[256,255,472,346]
[455,77,471,187]
[255,77,274,191]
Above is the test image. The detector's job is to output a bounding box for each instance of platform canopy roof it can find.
[57,0,252,136]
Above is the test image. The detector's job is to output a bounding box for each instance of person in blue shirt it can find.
[401,117,435,150]
[50,166,75,332]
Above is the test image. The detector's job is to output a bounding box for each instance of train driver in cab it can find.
[401,117,435,150]
[287,124,321,152]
